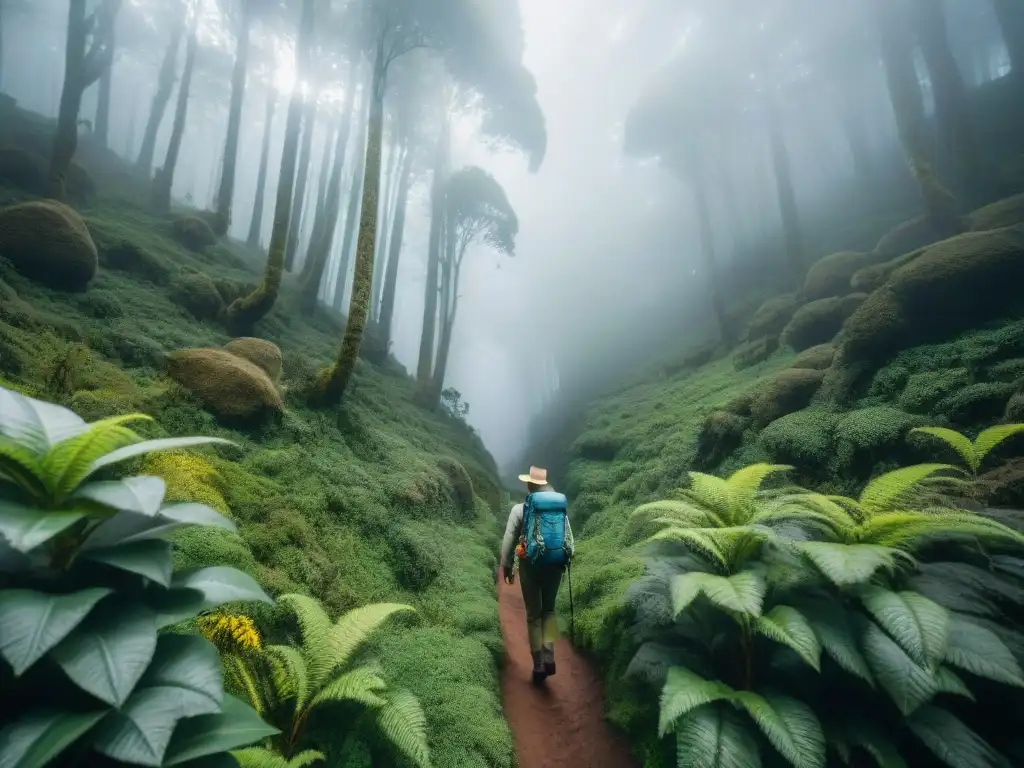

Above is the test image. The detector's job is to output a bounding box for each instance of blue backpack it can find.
[521,491,571,566]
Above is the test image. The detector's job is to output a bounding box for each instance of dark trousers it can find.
[519,561,563,652]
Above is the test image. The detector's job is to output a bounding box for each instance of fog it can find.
[1,0,1016,476]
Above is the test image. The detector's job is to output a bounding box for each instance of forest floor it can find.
[498,575,637,768]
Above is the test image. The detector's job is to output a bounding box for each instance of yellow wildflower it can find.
[197,613,262,653]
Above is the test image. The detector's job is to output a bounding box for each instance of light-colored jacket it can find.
[499,495,575,569]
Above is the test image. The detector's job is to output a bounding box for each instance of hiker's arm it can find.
[564,513,576,560]
[499,505,522,569]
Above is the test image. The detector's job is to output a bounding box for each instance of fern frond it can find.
[278,594,334,690]
[683,472,734,519]
[752,493,856,538]
[0,436,48,500]
[795,541,913,586]
[631,499,726,530]
[800,600,875,685]
[672,569,766,618]
[910,427,977,472]
[658,666,736,737]
[287,751,326,768]
[974,424,1024,469]
[308,665,388,711]
[858,464,965,518]
[647,527,729,570]
[325,603,414,676]
[858,511,1024,550]
[232,747,325,768]
[732,690,826,768]
[223,653,268,715]
[860,587,949,671]
[264,644,309,711]
[755,605,821,671]
[42,417,145,498]
[726,463,792,510]
[375,689,431,768]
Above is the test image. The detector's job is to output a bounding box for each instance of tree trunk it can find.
[50,0,120,199]
[371,135,402,322]
[213,1,252,236]
[332,104,369,310]
[225,0,315,334]
[299,70,360,313]
[136,12,184,174]
[150,12,198,215]
[765,95,803,280]
[94,24,114,148]
[991,0,1024,76]
[284,99,318,272]
[415,115,450,392]
[313,46,387,406]
[247,89,276,249]
[915,0,982,195]
[687,157,730,344]
[314,116,337,224]
[427,234,459,407]
[838,96,874,191]
[372,144,415,363]
[124,88,138,158]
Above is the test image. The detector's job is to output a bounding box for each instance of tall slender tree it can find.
[247,88,277,249]
[331,108,368,311]
[373,139,416,362]
[93,15,115,148]
[136,4,185,174]
[991,0,1024,76]
[284,98,319,271]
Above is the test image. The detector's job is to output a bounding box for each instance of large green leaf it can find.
[74,476,167,517]
[0,587,111,675]
[51,602,158,706]
[161,694,279,766]
[909,428,977,472]
[755,606,821,671]
[158,503,236,533]
[935,667,975,701]
[144,587,209,629]
[943,614,1024,688]
[43,417,146,498]
[658,667,736,737]
[732,691,825,768]
[79,540,175,586]
[0,710,106,768]
[82,511,189,550]
[674,705,762,768]
[671,570,765,618]
[0,387,88,454]
[0,500,86,554]
[907,706,1009,768]
[0,436,47,499]
[973,424,1024,469]
[861,587,949,670]
[140,634,224,713]
[796,542,910,587]
[799,600,874,685]
[90,437,235,474]
[858,464,963,516]
[831,720,908,768]
[172,567,273,611]
[862,620,937,716]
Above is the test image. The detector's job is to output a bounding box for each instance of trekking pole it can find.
[567,560,575,645]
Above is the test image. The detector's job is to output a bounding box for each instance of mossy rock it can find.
[165,347,284,421]
[873,213,963,258]
[850,249,923,293]
[0,146,46,194]
[720,390,754,417]
[969,193,1024,232]
[1006,393,1024,423]
[791,344,835,371]
[223,337,283,381]
[833,406,927,478]
[751,368,826,427]
[695,410,749,469]
[171,271,225,322]
[781,295,865,352]
[934,382,1016,426]
[100,240,171,284]
[733,335,779,371]
[745,294,799,341]
[897,368,971,414]
[0,200,97,291]
[803,251,878,300]
[758,407,839,473]
[170,215,217,252]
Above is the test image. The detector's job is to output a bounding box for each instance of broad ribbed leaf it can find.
[858,464,962,516]
[861,588,949,670]
[0,710,106,768]
[800,600,874,685]
[51,603,157,706]
[732,691,825,768]
[909,428,977,472]
[834,720,908,768]
[755,606,821,671]
[0,437,46,499]
[74,476,167,516]
[80,540,174,586]
[658,667,736,737]
[862,621,937,716]
[935,667,975,701]
[0,387,88,454]
[91,437,235,474]
[161,694,279,766]
[907,706,1008,768]
[943,614,1024,687]
[145,587,208,629]
[796,542,909,587]
[674,705,762,768]
[672,570,765,618]
[376,689,431,768]
[159,502,236,531]
[43,417,147,497]
[172,567,273,612]
[0,500,86,553]
[140,634,224,712]
[82,511,189,550]
[0,587,111,675]
[973,424,1024,469]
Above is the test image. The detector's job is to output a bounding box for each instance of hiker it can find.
[500,465,575,684]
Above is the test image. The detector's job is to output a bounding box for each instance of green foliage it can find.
[0,386,277,767]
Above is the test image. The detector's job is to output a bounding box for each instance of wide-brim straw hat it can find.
[518,465,548,485]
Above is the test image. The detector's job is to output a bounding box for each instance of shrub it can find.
[733,335,779,370]
[790,343,835,371]
[143,450,230,512]
[694,410,748,470]
[0,385,277,766]
[832,406,927,477]
[757,407,839,472]
[934,381,1016,426]
[0,199,98,291]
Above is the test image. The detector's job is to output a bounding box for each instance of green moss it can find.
[745,293,799,340]
[758,407,839,472]
[898,368,972,413]
[802,251,876,300]
[833,406,927,477]
[934,382,1016,426]
[750,368,825,427]
[781,294,865,351]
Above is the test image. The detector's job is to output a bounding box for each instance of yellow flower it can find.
[197,613,262,653]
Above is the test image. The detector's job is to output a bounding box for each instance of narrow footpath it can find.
[498,577,638,768]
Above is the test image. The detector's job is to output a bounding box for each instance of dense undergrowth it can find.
[0,109,514,766]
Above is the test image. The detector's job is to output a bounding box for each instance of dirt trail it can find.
[498,576,638,768]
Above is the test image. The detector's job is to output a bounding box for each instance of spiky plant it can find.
[217,594,431,768]
[0,386,278,766]
[910,424,1024,477]
[630,456,1024,767]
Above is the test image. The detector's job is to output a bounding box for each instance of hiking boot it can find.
[542,644,556,676]
[531,651,547,685]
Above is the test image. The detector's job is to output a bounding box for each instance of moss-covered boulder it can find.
[745,293,799,340]
[695,410,749,469]
[934,382,1016,426]
[873,213,962,258]
[0,200,97,291]
[969,193,1024,232]
[791,344,835,371]
[781,294,866,351]
[833,406,927,478]
[758,407,839,472]
[733,335,779,370]
[170,215,217,252]
[223,337,283,381]
[0,147,46,194]
[171,271,225,321]
[898,368,972,414]
[803,251,877,300]
[827,226,1024,402]
[850,249,923,294]
[165,347,283,421]
[100,240,171,284]
[751,368,826,427]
